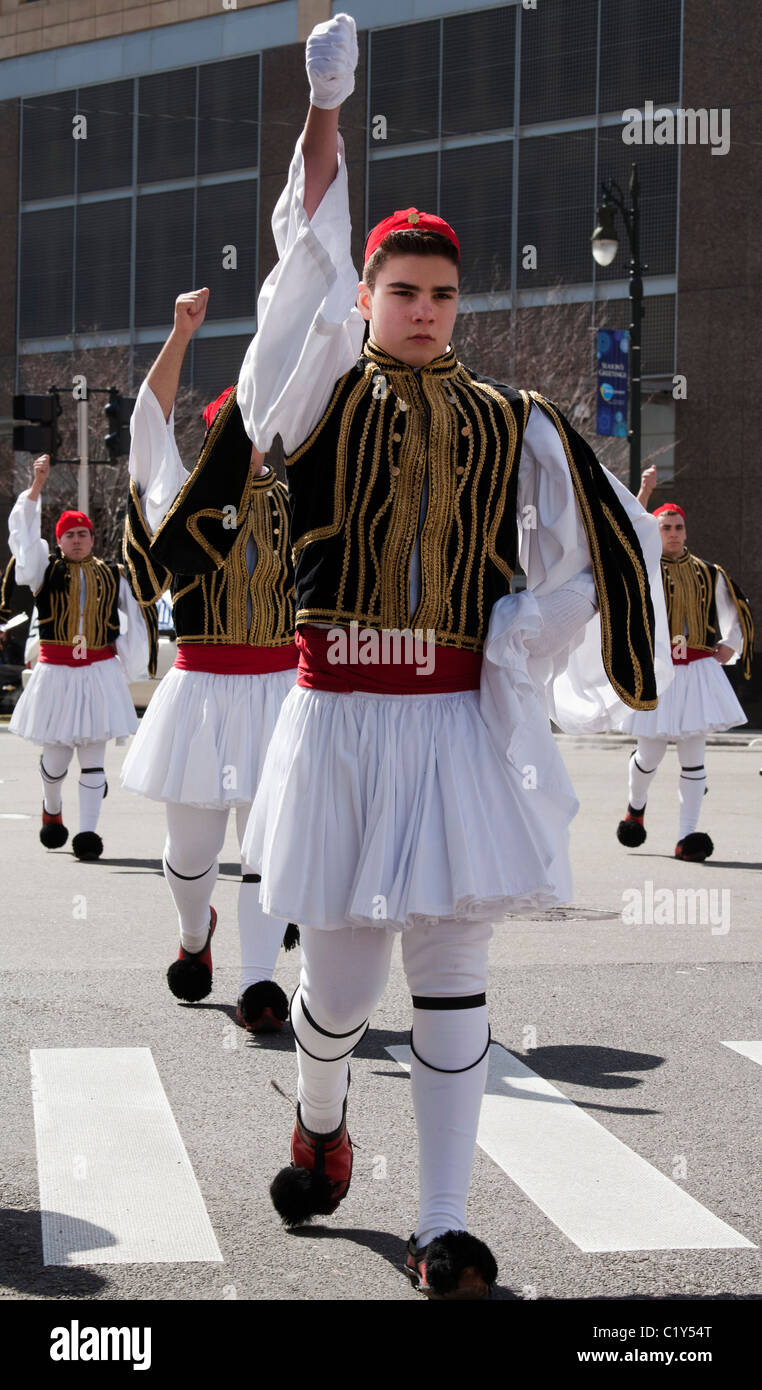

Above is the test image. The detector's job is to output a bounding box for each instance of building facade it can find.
[1,0,758,706]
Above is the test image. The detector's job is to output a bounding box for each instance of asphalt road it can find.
[0,722,760,1307]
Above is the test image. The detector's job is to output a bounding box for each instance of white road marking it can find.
[722,1041,762,1067]
[31,1048,223,1265]
[0,813,30,819]
[386,1042,755,1253]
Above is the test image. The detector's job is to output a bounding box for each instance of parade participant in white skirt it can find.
[8,454,149,860]
[235,15,671,1298]
[616,471,753,862]
[121,288,299,1032]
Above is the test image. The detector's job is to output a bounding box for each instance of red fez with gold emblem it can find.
[202,385,235,431]
[363,209,461,267]
[56,509,93,541]
[653,503,686,521]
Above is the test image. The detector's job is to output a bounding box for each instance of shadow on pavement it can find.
[0,1207,109,1297]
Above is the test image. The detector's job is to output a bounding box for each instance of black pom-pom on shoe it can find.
[282,923,300,952]
[167,958,212,1002]
[236,980,288,1033]
[406,1230,498,1300]
[40,816,68,850]
[270,1165,337,1228]
[675,832,714,862]
[616,809,646,847]
[72,831,103,860]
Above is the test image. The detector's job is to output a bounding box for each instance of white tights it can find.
[292,918,492,1247]
[629,734,707,839]
[40,740,107,833]
[163,802,287,988]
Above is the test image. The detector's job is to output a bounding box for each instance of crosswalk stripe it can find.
[31,1048,223,1265]
[721,1041,762,1067]
[386,1043,755,1253]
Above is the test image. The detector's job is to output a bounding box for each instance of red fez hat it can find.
[202,385,235,431]
[653,503,686,521]
[56,510,93,541]
[363,209,461,267]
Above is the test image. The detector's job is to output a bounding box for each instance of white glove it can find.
[306,12,358,110]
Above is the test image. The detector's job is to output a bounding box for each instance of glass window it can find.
[19,207,74,337]
[77,81,133,194]
[600,0,682,114]
[602,294,676,377]
[367,153,438,234]
[195,180,258,320]
[192,333,253,401]
[517,129,596,286]
[198,55,260,175]
[520,0,598,125]
[21,92,76,201]
[138,68,196,185]
[75,200,132,333]
[594,134,678,280]
[135,189,194,329]
[440,143,511,293]
[370,22,440,148]
[441,7,514,137]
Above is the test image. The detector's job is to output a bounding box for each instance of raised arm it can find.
[302,13,357,217]
[146,287,209,423]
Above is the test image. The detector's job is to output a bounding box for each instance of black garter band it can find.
[290,986,369,1062]
[164,857,215,881]
[410,993,491,1074]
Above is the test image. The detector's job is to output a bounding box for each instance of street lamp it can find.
[591,162,646,494]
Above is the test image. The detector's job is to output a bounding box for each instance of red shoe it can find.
[616,805,646,848]
[270,1093,353,1227]
[235,981,288,1033]
[404,1230,498,1300]
[166,907,217,1002]
[40,803,68,850]
[675,832,713,862]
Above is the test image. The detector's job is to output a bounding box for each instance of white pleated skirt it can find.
[242,665,578,933]
[120,665,297,809]
[9,657,137,746]
[620,658,747,738]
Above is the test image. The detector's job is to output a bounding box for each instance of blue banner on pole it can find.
[596,329,629,438]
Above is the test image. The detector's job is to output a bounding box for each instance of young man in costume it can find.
[235,15,669,1297]
[121,287,298,1033]
[8,455,148,859]
[616,467,752,862]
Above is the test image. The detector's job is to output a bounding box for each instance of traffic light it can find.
[104,388,136,460]
[12,390,63,460]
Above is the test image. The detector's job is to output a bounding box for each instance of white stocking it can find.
[40,743,74,814]
[677,734,707,839]
[402,919,492,1247]
[164,803,227,951]
[76,741,107,833]
[629,737,668,811]
[237,805,289,992]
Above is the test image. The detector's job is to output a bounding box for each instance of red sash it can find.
[39,641,116,667]
[296,625,482,694]
[671,646,713,666]
[174,642,299,675]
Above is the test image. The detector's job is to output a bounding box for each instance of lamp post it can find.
[591,162,646,494]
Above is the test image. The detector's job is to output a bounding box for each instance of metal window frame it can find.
[17,52,263,392]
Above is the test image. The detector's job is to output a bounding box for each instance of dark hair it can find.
[363,229,460,290]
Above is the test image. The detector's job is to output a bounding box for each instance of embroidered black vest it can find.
[284,341,658,708]
[123,386,295,649]
[35,551,121,649]
[662,551,754,677]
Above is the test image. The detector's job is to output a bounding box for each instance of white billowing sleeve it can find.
[237,134,365,455]
[481,400,673,739]
[714,570,743,661]
[115,575,149,683]
[128,380,189,535]
[8,490,49,593]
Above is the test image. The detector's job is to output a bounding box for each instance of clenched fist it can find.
[306,12,358,110]
[174,288,210,340]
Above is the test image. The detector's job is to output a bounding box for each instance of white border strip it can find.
[386,1042,754,1252]
[31,1048,223,1265]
